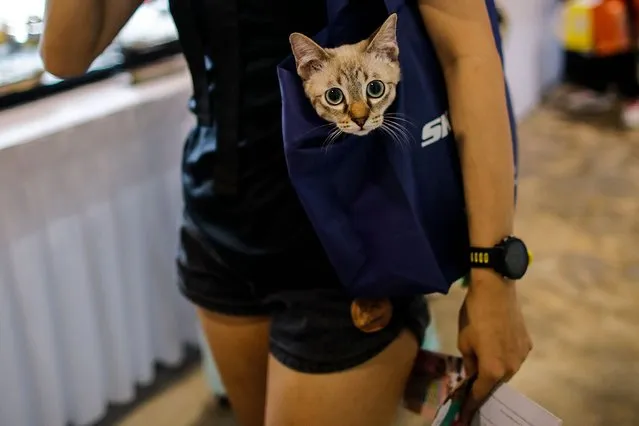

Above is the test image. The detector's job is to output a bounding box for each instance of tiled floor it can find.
[116,103,639,426]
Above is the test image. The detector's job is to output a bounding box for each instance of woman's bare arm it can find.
[40,0,143,77]
[417,0,531,419]
[417,0,514,248]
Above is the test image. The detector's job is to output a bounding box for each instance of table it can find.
[0,68,198,426]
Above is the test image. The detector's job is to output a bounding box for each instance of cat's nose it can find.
[351,116,368,128]
[349,101,370,129]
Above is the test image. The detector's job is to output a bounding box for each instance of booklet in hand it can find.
[404,350,562,426]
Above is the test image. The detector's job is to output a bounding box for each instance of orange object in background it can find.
[562,0,634,56]
[593,0,631,55]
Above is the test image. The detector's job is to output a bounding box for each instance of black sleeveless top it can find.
[169,0,327,254]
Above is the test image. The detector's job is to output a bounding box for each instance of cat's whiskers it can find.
[379,125,403,148]
[370,116,383,127]
[381,119,414,149]
[384,116,415,136]
[383,113,416,129]
[384,112,410,118]
[299,121,339,140]
[322,126,343,151]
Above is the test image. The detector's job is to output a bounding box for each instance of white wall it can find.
[501,0,563,119]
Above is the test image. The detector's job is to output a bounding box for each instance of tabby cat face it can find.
[289,14,400,136]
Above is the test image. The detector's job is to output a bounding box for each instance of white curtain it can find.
[501,0,562,118]
[0,73,199,426]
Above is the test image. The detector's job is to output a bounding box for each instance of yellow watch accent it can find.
[469,252,490,264]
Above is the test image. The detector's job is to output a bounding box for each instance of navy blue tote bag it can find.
[277,0,517,298]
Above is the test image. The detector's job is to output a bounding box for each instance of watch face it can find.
[504,239,529,279]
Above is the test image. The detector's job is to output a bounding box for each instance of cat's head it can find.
[289,14,400,136]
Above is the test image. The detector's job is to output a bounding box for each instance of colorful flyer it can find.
[403,350,467,421]
[404,350,563,426]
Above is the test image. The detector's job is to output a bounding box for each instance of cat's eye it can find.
[366,80,385,98]
[325,88,344,105]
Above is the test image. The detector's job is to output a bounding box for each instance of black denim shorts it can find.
[177,218,429,374]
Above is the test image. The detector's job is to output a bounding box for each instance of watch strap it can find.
[469,247,497,269]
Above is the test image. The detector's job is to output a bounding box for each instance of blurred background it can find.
[0,0,637,425]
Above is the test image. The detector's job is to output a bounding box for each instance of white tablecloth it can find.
[0,70,199,426]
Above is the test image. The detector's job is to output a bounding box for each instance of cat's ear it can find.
[367,13,399,62]
[289,33,329,80]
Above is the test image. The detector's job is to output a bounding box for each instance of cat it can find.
[289,13,402,139]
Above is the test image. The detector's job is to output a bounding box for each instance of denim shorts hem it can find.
[178,281,270,317]
[269,322,425,374]
[269,332,399,374]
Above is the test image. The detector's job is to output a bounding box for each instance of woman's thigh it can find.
[178,219,274,426]
[265,329,419,426]
[198,309,271,426]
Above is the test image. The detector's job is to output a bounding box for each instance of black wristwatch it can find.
[469,236,531,280]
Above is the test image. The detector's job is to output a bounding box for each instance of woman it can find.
[40,0,531,425]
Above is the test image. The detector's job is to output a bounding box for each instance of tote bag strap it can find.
[170,0,212,126]
[170,0,240,195]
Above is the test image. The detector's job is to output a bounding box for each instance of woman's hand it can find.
[457,270,532,423]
